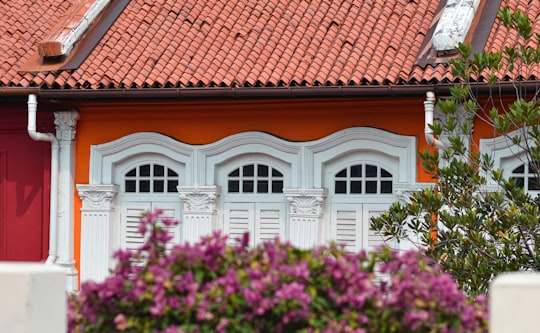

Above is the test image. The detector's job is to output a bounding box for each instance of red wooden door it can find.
[0,107,51,261]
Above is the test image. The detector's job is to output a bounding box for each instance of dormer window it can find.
[432,0,483,55]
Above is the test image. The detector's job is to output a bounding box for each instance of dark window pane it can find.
[513,165,525,174]
[335,181,346,193]
[511,177,524,188]
[228,180,239,193]
[140,164,151,176]
[258,165,269,177]
[126,168,136,177]
[366,180,377,193]
[381,181,393,193]
[243,180,254,193]
[350,181,362,193]
[168,168,178,177]
[154,165,164,176]
[366,165,377,177]
[272,180,283,193]
[272,169,283,177]
[381,168,392,177]
[529,177,540,190]
[529,161,540,172]
[140,180,150,192]
[154,180,164,192]
[229,168,240,177]
[336,169,347,177]
[167,180,178,192]
[257,180,269,193]
[351,165,362,177]
[243,165,254,177]
[125,180,136,192]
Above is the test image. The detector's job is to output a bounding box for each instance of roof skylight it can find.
[432,0,482,55]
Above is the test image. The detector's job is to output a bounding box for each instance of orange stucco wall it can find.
[69,97,447,280]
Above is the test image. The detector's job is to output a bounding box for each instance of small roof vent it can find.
[38,0,112,58]
[432,0,482,55]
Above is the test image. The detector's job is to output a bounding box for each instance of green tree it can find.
[371,7,540,295]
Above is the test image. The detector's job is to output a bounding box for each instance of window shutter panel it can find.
[121,206,149,252]
[255,204,285,244]
[224,203,255,246]
[364,204,396,251]
[333,208,361,253]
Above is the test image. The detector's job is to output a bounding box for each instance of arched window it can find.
[227,163,284,194]
[510,162,540,191]
[334,164,393,194]
[124,163,179,193]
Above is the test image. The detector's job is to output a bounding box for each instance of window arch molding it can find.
[306,127,417,188]
[89,132,194,185]
[199,132,301,187]
[479,128,530,185]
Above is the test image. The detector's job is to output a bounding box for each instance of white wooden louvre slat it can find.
[157,206,181,246]
[335,209,359,253]
[124,207,147,252]
[225,206,253,246]
[366,208,393,251]
[257,209,282,243]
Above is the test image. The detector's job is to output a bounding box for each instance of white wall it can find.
[0,263,66,333]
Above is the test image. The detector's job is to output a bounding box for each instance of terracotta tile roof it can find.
[0,0,538,90]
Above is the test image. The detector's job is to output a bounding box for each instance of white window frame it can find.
[479,128,530,186]
[79,128,428,283]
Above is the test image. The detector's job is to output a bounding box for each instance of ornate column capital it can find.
[77,184,119,211]
[284,188,326,216]
[178,185,221,213]
[54,110,80,141]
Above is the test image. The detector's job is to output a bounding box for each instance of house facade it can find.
[0,0,537,290]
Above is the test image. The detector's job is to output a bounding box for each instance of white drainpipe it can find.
[27,94,58,264]
[424,91,444,149]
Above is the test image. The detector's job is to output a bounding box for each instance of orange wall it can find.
[69,97,434,279]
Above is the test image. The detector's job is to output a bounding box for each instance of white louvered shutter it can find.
[121,205,151,252]
[330,203,395,253]
[223,202,285,246]
[224,203,255,246]
[331,204,363,253]
[120,202,181,252]
[254,203,286,244]
[364,203,396,251]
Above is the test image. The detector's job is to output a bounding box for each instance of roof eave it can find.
[36,82,540,100]
[1,81,538,101]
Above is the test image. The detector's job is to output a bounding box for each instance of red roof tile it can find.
[0,0,538,90]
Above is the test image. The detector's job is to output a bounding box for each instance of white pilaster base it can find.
[77,184,118,283]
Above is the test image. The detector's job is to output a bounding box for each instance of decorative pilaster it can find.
[54,110,79,291]
[284,189,326,249]
[77,184,119,283]
[437,104,475,164]
[178,186,220,243]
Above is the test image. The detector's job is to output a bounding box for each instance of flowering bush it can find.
[68,209,488,333]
